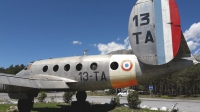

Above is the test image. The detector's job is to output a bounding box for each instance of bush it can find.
[110,96,120,107]
[38,92,47,102]
[50,96,55,102]
[161,95,169,99]
[63,91,75,103]
[127,91,141,109]
[115,96,121,107]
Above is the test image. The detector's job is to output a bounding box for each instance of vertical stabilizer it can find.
[129,0,181,65]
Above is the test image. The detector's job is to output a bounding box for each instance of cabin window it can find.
[90,62,98,70]
[43,65,48,72]
[64,64,70,71]
[76,63,82,71]
[24,67,27,70]
[53,65,59,72]
[110,62,118,70]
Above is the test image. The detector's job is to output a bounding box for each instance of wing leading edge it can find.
[0,73,76,89]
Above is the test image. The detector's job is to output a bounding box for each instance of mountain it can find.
[108,49,133,55]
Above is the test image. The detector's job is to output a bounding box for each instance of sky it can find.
[0,0,200,68]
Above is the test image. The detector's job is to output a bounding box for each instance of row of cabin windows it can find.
[42,62,119,72]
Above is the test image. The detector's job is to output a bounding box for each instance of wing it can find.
[0,73,76,89]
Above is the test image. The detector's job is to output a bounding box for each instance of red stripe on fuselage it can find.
[169,0,181,57]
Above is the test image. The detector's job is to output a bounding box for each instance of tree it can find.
[0,64,25,75]
[38,92,47,102]
[0,67,5,73]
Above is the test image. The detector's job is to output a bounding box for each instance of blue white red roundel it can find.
[121,60,133,71]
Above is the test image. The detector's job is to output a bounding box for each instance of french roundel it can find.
[121,60,133,71]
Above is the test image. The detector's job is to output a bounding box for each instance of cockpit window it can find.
[24,62,33,70]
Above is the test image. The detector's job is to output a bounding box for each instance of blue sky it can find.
[0,0,200,68]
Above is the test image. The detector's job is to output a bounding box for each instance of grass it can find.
[87,91,107,96]
[0,104,15,112]
[86,91,116,96]
[0,103,167,112]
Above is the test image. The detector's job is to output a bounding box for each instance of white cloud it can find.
[72,41,82,45]
[96,37,131,54]
[124,37,131,49]
[97,42,125,54]
[187,41,198,51]
[184,22,200,53]
[184,22,200,41]
[93,44,97,47]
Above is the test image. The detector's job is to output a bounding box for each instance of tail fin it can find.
[179,32,191,54]
[129,0,181,65]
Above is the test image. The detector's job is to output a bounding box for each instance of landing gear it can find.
[17,97,34,112]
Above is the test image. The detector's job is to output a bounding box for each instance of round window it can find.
[110,62,118,70]
[43,65,48,72]
[90,63,98,70]
[64,64,70,71]
[53,65,59,72]
[76,63,82,71]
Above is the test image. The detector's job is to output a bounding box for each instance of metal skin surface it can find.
[16,55,138,91]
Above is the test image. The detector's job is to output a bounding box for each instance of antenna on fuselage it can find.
[83,50,89,56]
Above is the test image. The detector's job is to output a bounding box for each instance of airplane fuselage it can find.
[11,54,196,92]
[16,55,138,91]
